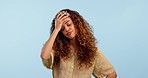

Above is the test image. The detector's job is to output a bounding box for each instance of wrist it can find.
[53,29,60,34]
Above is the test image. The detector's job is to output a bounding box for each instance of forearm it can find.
[40,29,59,59]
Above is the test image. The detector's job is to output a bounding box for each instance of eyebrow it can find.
[65,20,70,24]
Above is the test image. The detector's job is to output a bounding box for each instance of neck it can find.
[70,38,77,48]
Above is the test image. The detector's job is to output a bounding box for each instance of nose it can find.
[64,26,69,32]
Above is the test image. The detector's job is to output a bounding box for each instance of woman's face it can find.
[61,17,77,39]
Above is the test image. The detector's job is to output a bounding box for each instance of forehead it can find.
[63,17,72,24]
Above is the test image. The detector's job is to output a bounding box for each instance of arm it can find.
[40,11,69,60]
[93,48,117,78]
[106,71,117,78]
[40,29,59,60]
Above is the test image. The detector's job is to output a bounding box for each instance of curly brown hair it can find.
[50,9,97,69]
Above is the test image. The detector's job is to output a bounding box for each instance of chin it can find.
[67,36,75,40]
[70,36,76,40]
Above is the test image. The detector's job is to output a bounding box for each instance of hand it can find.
[54,11,70,32]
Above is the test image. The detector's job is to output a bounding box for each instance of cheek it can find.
[74,28,77,35]
[61,31,66,36]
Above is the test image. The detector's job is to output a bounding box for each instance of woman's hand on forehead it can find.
[54,11,70,32]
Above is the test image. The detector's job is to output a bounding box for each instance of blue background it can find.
[0,0,148,78]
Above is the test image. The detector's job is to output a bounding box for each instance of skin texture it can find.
[61,17,76,39]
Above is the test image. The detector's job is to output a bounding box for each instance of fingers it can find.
[58,12,68,20]
[61,15,69,21]
[54,11,70,31]
[56,11,70,20]
[56,11,64,19]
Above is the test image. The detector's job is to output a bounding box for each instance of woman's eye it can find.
[67,24,71,26]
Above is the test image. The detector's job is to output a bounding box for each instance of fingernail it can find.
[66,13,70,16]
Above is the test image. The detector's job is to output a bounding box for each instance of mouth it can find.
[66,32,72,36]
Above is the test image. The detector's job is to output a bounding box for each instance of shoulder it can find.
[94,48,109,63]
[95,48,102,58]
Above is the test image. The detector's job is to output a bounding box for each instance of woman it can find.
[40,9,117,78]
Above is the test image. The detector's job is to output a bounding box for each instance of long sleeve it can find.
[93,49,115,78]
[41,50,54,69]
